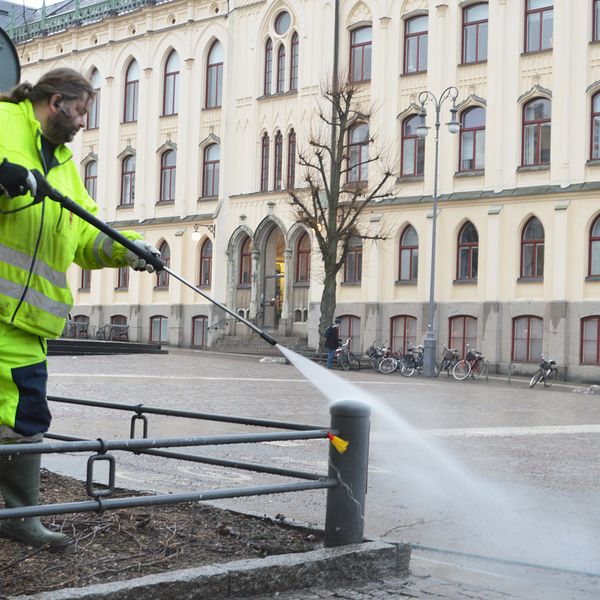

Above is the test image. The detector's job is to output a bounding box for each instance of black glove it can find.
[0,159,38,198]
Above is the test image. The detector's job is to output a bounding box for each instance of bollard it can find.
[324,399,371,547]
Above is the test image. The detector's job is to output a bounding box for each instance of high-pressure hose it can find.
[41,181,278,346]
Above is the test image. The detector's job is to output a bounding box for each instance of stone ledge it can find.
[13,541,410,600]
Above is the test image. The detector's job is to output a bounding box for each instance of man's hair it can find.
[0,68,96,105]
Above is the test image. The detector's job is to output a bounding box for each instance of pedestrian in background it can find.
[324,318,341,369]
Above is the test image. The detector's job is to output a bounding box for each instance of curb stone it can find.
[11,541,410,600]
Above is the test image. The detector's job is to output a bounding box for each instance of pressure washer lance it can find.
[39,179,278,347]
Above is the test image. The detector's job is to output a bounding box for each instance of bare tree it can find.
[290,79,395,350]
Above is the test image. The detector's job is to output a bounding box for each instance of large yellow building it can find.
[6,0,600,381]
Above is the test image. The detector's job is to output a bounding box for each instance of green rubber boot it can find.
[0,453,71,550]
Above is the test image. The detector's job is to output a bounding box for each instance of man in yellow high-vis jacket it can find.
[0,68,159,550]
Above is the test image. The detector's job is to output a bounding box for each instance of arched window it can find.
[521,217,544,278]
[273,131,283,190]
[123,59,139,123]
[260,133,270,192]
[287,129,296,189]
[199,239,212,287]
[264,38,273,96]
[276,44,286,93]
[401,115,425,176]
[525,0,553,53]
[239,236,253,285]
[350,26,372,83]
[591,93,600,160]
[156,241,170,288]
[290,32,299,91]
[344,235,362,283]
[73,314,90,338]
[84,161,97,199]
[347,123,369,183]
[399,225,418,281]
[390,315,417,354]
[457,222,479,280]
[449,315,477,358]
[589,215,600,276]
[160,150,176,202]
[295,231,311,283]
[404,15,428,74]
[462,3,488,64]
[150,315,168,343]
[581,316,600,364]
[192,315,208,348]
[120,155,136,206]
[522,98,551,166]
[202,144,220,197]
[206,40,223,108]
[459,107,485,171]
[512,315,543,362]
[163,50,180,116]
[86,69,101,129]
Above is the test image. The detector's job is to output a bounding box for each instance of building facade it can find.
[7,0,600,381]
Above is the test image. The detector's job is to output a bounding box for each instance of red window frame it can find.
[80,269,91,291]
[84,161,97,200]
[449,315,477,358]
[459,107,485,172]
[295,231,311,283]
[150,315,168,343]
[344,236,363,283]
[399,225,418,281]
[589,215,600,276]
[156,241,170,288]
[159,150,176,202]
[123,60,139,123]
[456,221,479,280]
[520,216,544,279]
[287,129,296,189]
[595,0,600,42]
[462,3,488,64]
[260,133,270,192]
[192,315,208,348]
[390,315,417,354]
[349,26,372,83]
[86,69,101,129]
[338,315,361,354]
[239,236,253,285]
[273,131,283,190]
[290,32,299,91]
[524,0,553,53]
[120,155,135,206]
[512,315,543,362]
[199,239,213,287]
[581,316,600,364]
[521,98,551,166]
[347,123,369,183]
[202,144,220,197]
[276,44,286,93]
[401,115,425,176]
[404,15,428,74]
[591,93,600,160]
[206,41,223,109]
[162,50,179,116]
[264,38,273,96]
[116,267,129,289]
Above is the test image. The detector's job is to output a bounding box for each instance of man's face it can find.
[43,95,92,144]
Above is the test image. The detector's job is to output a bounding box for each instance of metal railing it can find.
[0,396,370,547]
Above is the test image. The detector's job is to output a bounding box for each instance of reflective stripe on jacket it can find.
[0,99,141,338]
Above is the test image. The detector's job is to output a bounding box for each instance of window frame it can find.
[456,221,479,281]
[295,231,311,284]
[123,60,139,123]
[84,161,97,200]
[398,225,418,281]
[401,115,425,177]
[404,15,428,74]
[524,0,553,53]
[520,216,545,279]
[591,92,600,160]
[589,215,600,276]
[462,3,488,64]
[192,315,208,348]
[116,267,129,290]
[202,143,220,198]
[264,38,273,96]
[349,26,372,83]
[459,106,486,172]
[80,268,91,291]
[344,236,363,283]
[162,50,180,116]
[199,238,213,287]
[156,241,170,289]
[150,315,168,343]
[594,0,600,42]
[390,315,417,355]
[120,155,136,206]
[239,236,253,286]
[581,316,600,364]
[276,44,286,93]
[159,149,176,203]
[290,32,299,91]
[260,133,270,192]
[512,315,543,362]
[449,315,477,358]
[206,40,223,109]
[86,69,101,129]
[273,131,283,190]
[287,129,296,189]
[347,122,369,184]
[521,98,551,167]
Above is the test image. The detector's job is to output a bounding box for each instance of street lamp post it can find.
[417,86,460,377]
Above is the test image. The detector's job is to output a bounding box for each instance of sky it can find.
[23,0,63,9]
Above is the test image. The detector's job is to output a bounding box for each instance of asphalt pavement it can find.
[42,348,600,599]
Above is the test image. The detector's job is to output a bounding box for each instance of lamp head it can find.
[447,105,460,134]
[191,224,202,241]
[416,109,429,139]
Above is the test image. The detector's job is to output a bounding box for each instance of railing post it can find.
[324,399,370,547]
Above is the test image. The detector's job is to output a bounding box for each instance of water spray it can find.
[40,181,278,347]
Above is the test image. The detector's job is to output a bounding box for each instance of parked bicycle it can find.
[335,338,361,371]
[452,345,489,380]
[435,345,459,376]
[366,342,391,372]
[529,355,558,388]
[400,344,424,377]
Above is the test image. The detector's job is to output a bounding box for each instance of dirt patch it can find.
[0,470,323,598]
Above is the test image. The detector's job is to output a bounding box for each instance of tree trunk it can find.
[318,269,338,352]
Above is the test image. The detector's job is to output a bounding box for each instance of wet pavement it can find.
[42,348,600,599]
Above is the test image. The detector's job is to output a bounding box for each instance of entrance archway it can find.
[261,227,285,329]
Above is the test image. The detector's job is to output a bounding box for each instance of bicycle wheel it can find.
[370,356,380,371]
[378,357,397,374]
[544,368,557,387]
[348,353,361,371]
[529,369,543,388]
[401,358,415,377]
[472,359,489,380]
[453,360,471,380]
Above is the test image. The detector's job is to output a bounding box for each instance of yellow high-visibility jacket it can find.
[0,99,141,338]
